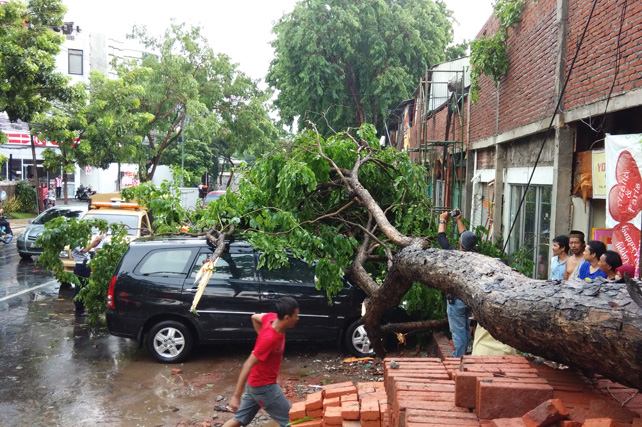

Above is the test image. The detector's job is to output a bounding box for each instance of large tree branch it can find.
[389,246,642,390]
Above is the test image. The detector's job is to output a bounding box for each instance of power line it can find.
[501,0,600,258]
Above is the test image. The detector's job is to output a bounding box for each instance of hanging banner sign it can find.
[605,133,642,271]
[591,150,606,198]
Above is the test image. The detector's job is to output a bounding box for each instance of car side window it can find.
[136,249,194,276]
[190,251,255,281]
[261,258,315,284]
[141,215,150,231]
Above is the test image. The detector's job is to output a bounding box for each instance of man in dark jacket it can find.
[438,208,478,357]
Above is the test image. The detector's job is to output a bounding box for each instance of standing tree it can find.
[267,0,453,135]
[37,70,152,202]
[116,22,279,182]
[0,0,70,209]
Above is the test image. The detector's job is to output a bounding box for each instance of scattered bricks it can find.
[633,419,642,427]
[342,401,360,420]
[476,380,554,420]
[454,372,493,408]
[171,368,182,375]
[306,391,324,411]
[405,409,479,425]
[307,408,323,418]
[343,421,362,427]
[324,405,343,425]
[589,398,641,423]
[489,418,527,427]
[380,402,389,425]
[567,407,602,424]
[361,400,380,421]
[553,390,598,406]
[358,382,384,394]
[342,394,359,403]
[324,397,342,410]
[559,422,583,427]
[295,419,323,427]
[461,355,530,364]
[323,381,355,392]
[361,421,380,427]
[522,398,569,427]
[290,401,307,421]
[326,385,358,399]
[359,391,387,403]
[582,419,622,427]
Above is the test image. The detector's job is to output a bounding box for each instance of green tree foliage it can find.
[445,41,469,61]
[469,0,531,102]
[267,0,453,136]
[14,179,36,212]
[0,0,70,130]
[115,23,280,182]
[37,70,152,197]
[36,217,128,324]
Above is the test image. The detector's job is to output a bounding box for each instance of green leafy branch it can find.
[469,0,533,102]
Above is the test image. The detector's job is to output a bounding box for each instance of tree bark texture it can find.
[378,244,642,390]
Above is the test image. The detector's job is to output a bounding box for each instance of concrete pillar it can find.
[549,0,571,251]
[550,126,575,239]
[492,142,505,244]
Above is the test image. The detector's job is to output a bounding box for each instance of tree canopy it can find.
[37,70,152,200]
[115,23,281,182]
[267,0,453,136]
[0,0,69,130]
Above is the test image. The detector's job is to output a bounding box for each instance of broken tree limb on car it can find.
[366,242,642,390]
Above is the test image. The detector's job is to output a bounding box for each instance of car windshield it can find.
[32,209,84,225]
[84,213,139,236]
[203,192,224,206]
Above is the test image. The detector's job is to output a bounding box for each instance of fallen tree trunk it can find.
[365,241,642,390]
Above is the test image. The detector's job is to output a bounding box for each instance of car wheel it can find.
[146,320,193,363]
[19,253,31,260]
[344,320,375,357]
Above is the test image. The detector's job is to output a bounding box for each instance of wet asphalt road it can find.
[0,237,390,427]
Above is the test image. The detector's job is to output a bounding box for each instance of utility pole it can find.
[181,130,184,187]
[29,129,41,214]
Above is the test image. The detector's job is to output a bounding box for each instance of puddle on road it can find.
[0,283,433,426]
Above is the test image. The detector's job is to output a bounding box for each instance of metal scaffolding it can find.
[407,66,468,213]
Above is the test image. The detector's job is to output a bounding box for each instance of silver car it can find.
[16,206,87,259]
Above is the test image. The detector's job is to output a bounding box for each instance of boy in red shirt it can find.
[223,297,299,427]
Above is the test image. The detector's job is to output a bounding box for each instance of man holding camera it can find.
[438,208,478,357]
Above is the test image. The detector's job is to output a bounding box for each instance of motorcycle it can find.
[44,196,56,210]
[0,211,12,244]
[75,184,96,201]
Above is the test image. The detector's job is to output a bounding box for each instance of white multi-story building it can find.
[0,22,171,196]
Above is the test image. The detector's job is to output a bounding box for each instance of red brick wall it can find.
[469,0,558,143]
[476,148,496,170]
[564,0,642,111]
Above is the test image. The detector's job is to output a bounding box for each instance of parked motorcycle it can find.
[75,185,96,201]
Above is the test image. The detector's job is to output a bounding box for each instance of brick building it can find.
[393,0,642,278]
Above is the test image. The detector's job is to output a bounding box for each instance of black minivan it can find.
[106,237,373,363]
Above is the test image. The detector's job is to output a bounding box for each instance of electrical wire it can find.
[501,0,600,257]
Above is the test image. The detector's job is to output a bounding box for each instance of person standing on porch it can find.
[550,235,569,280]
[564,230,586,280]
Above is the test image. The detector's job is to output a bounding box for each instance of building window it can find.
[508,185,552,280]
[68,49,83,75]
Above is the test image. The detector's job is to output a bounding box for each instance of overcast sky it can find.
[63,0,494,82]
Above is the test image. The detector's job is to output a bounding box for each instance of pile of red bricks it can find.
[289,354,642,427]
[287,333,641,426]
[289,381,389,427]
